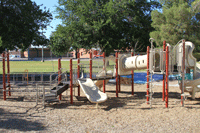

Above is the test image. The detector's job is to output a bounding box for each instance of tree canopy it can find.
[50,0,161,56]
[0,0,53,53]
[150,0,200,50]
[49,25,72,56]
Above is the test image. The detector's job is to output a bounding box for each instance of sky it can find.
[32,0,62,39]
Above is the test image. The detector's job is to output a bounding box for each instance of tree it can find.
[49,25,72,56]
[0,0,52,53]
[150,0,200,50]
[192,0,200,10]
[52,0,160,55]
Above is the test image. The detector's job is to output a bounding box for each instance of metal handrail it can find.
[50,70,68,87]
[51,76,68,91]
[49,68,68,84]
[49,67,67,77]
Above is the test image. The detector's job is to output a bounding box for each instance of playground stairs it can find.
[44,82,69,103]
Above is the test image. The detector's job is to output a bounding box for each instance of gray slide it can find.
[78,78,108,103]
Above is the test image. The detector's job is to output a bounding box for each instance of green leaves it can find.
[150,0,200,48]
[53,0,160,55]
[0,0,53,53]
[49,25,72,56]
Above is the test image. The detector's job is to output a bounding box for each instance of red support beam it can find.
[90,52,92,79]
[131,51,134,95]
[103,52,106,93]
[70,59,73,104]
[162,41,166,101]
[147,46,150,104]
[115,52,118,97]
[58,58,61,84]
[7,52,11,96]
[118,75,121,92]
[77,52,80,96]
[118,52,121,93]
[2,53,6,100]
[58,58,62,100]
[165,46,169,108]
[181,40,185,106]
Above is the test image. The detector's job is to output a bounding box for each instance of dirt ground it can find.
[0,80,200,133]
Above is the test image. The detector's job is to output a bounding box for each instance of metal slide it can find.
[78,78,108,103]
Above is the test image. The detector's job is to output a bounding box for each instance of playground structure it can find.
[1,39,200,108]
[0,54,70,104]
[146,39,200,107]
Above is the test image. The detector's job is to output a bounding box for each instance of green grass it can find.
[0,60,109,74]
[0,60,145,74]
[0,61,78,74]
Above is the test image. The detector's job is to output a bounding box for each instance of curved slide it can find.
[77,78,108,103]
[178,41,200,99]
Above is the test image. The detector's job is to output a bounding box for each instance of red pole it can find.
[58,58,62,100]
[58,58,61,84]
[115,52,118,97]
[165,46,169,108]
[2,53,6,100]
[7,52,11,96]
[131,51,134,95]
[118,52,121,93]
[77,52,80,96]
[181,40,185,106]
[147,46,150,104]
[103,52,106,93]
[162,41,166,101]
[70,59,73,104]
[90,52,92,79]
